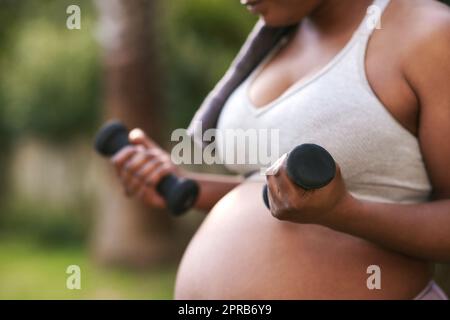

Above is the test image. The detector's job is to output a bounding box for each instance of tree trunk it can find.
[93,0,176,267]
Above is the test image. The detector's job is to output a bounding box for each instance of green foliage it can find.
[0,200,92,247]
[0,0,26,51]
[0,0,255,141]
[0,0,255,250]
[161,0,256,129]
[0,0,101,143]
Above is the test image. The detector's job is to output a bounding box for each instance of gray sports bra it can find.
[216,0,431,204]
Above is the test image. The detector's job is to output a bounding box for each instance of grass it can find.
[0,237,177,299]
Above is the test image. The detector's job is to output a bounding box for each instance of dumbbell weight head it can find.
[263,144,336,209]
[94,120,199,216]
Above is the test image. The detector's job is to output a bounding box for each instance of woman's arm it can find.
[268,158,450,262]
[111,128,243,213]
[182,171,244,212]
[267,18,450,262]
[327,16,450,262]
[326,196,450,262]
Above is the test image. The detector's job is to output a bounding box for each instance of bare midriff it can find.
[174,180,431,299]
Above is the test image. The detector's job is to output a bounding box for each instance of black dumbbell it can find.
[94,120,199,216]
[263,144,336,209]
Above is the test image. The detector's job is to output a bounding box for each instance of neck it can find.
[306,0,374,35]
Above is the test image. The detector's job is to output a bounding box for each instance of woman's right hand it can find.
[110,128,180,209]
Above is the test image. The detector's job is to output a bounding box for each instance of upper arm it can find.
[403,12,450,199]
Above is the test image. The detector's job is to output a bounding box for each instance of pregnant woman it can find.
[111,0,450,299]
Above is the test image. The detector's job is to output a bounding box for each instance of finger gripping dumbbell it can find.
[94,120,199,216]
[263,144,336,209]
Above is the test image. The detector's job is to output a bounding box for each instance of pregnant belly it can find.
[175,181,431,299]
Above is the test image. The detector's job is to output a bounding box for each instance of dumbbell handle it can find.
[94,121,199,216]
[263,144,336,209]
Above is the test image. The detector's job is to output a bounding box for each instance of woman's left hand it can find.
[265,155,354,226]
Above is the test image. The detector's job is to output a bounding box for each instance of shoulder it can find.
[373,0,450,69]
[402,0,449,48]
[380,0,450,97]
[385,0,450,63]
[390,1,450,198]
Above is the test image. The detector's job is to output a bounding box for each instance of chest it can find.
[248,29,419,136]
[216,30,426,189]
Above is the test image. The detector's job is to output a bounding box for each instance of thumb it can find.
[129,128,156,149]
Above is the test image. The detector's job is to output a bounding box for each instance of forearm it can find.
[182,171,244,212]
[327,195,450,262]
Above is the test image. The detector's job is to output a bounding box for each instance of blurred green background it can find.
[0,0,449,299]
[0,0,255,299]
